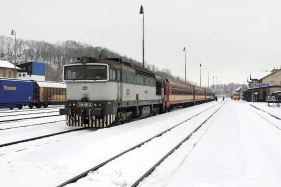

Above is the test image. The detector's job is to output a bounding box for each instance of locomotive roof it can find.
[70,57,156,78]
[165,77,194,88]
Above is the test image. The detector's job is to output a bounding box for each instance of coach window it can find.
[144,78,146,85]
[137,77,140,84]
[148,80,150,86]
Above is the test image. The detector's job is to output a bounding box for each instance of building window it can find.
[270,81,274,86]
[3,71,6,77]
[23,74,26,77]
[19,74,22,77]
[8,71,11,78]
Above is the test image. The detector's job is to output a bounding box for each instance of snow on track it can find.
[164,101,281,187]
[0,102,219,187]
[62,102,225,187]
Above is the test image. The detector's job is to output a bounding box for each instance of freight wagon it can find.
[30,81,66,108]
[0,79,66,109]
[0,79,33,109]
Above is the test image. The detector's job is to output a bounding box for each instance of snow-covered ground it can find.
[0,99,280,187]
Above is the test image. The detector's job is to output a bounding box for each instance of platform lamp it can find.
[139,5,144,67]
[183,47,186,82]
[200,63,201,87]
[11,30,17,76]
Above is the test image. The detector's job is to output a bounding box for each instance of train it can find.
[232,92,240,100]
[0,78,66,109]
[59,57,215,128]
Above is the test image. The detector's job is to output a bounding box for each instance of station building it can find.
[0,60,19,78]
[245,68,281,102]
[0,60,46,81]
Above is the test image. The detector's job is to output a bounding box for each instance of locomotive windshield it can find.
[64,65,107,80]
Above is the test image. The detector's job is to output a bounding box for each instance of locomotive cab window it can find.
[64,65,107,80]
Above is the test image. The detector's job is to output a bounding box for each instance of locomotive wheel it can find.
[29,105,33,109]
[43,103,48,108]
[10,108,14,110]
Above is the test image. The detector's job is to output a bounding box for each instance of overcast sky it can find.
[1,0,281,86]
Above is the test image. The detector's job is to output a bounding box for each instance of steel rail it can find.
[0,128,87,148]
[130,102,226,187]
[0,111,59,118]
[0,114,61,123]
[250,104,281,120]
[0,120,65,130]
[56,102,221,187]
[249,106,281,131]
[0,106,62,114]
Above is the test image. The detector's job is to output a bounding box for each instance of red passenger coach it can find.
[163,77,213,111]
[164,78,195,111]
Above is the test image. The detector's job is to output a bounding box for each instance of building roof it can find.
[250,72,271,80]
[0,60,20,69]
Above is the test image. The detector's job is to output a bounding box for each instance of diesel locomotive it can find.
[59,57,214,128]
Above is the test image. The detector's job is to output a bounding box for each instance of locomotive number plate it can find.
[77,102,93,107]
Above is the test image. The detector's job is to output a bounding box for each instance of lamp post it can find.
[139,5,144,67]
[213,76,215,91]
[183,47,186,83]
[208,71,210,88]
[216,76,217,93]
[11,30,17,69]
[200,63,201,87]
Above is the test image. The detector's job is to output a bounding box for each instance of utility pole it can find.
[208,71,210,88]
[139,5,144,67]
[200,63,201,87]
[183,47,186,82]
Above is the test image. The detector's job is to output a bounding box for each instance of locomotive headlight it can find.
[98,103,102,107]
[73,103,76,107]
[94,103,97,107]
[69,103,72,107]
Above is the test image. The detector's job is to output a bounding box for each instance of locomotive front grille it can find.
[66,112,115,128]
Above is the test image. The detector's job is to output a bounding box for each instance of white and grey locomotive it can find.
[59,57,165,127]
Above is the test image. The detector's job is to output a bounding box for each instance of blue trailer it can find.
[0,79,33,109]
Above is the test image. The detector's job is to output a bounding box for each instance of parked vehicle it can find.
[0,78,66,109]
[0,79,33,109]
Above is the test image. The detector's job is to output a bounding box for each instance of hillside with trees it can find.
[0,35,243,91]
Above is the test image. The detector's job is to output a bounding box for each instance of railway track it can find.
[57,102,225,187]
[0,127,86,148]
[0,112,60,123]
[249,104,281,130]
[0,106,62,114]
[249,104,281,120]
[0,110,60,118]
[0,119,65,130]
